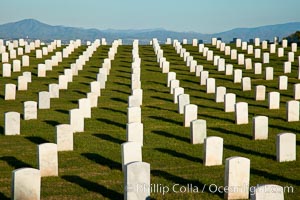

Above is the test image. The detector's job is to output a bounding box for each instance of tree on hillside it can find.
[284,31,300,44]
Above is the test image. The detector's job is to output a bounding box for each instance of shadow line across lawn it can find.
[62,175,123,199]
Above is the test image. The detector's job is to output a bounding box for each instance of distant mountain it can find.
[0,19,300,44]
[212,22,300,42]
[0,19,110,42]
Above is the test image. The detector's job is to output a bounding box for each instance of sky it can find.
[1,0,300,34]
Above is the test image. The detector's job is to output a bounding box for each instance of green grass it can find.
[0,42,299,200]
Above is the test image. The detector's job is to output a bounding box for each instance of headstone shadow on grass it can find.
[146,105,177,113]
[155,148,203,163]
[111,89,131,95]
[209,127,252,140]
[101,107,127,115]
[0,156,33,169]
[269,124,300,134]
[55,109,69,115]
[116,75,130,79]
[0,126,4,135]
[151,169,223,198]
[82,75,96,81]
[147,88,169,94]
[81,153,122,170]
[92,133,125,144]
[147,80,166,86]
[97,118,126,129]
[62,175,123,199]
[149,116,182,126]
[251,168,300,186]
[0,192,9,200]
[25,136,49,144]
[200,113,235,124]
[151,96,174,103]
[115,69,131,74]
[74,90,87,95]
[44,120,60,126]
[146,68,160,73]
[110,97,128,104]
[113,81,131,88]
[223,144,276,160]
[152,130,189,143]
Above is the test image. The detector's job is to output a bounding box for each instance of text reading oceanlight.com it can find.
[126,183,294,195]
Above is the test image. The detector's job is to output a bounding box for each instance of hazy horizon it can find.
[1,0,300,34]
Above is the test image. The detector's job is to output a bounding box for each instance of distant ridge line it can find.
[0,19,300,44]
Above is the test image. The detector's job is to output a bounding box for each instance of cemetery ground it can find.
[0,42,300,199]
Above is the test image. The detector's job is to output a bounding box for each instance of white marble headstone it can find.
[5,84,16,100]
[178,94,190,114]
[233,69,242,83]
[58,75,68,90]
[206,78,216,94]
[37,64,46,77]
[2,63,11,77]
[184,104,198,127]
[286,100,299,122]
[278,76,288,90]
[126,122,143,146]
[173,87,184,104]
[38,91,50,109]
[162,61,170,73]
[18,76,28,91]
[245,58,252,70]
[254,63,262,74]
[265,67,273,80]
[255,85,266,101]
[225,64,233,75]
[225,157,250,200]
[251,184,284,200]
[12,168,41,200]
[128,107,141,123]
[167,72,176,87]
[170,79,180,94]
[242,77,251,91]
[268,92,280,109]
[235,102,248,124]
[224,93,236,112]
[56,124,73,151]
[49,84,59,98]
[200,71,209,85]
[69,108,84,133]
[121,142,142,171]
[79,98,91,118]
[203,136,223,166]
[124,162,150,200]
[294,83,300,100]
[24,101,37,120]
[196,65,203,76]
[283,62,291,73]
[215,86,226,103]
[190,119,206,144]
[13,60,21,72]
[252,116,268,140]
[5,112,20,135]
[38,143,58,177]
[22,55,30,67]
[263,53,270,63]
[276,133,296,162]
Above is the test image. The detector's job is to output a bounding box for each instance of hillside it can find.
[0,19,300,43]
[284,31,300,43]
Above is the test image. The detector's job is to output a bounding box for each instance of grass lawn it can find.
[0,42,299,199]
